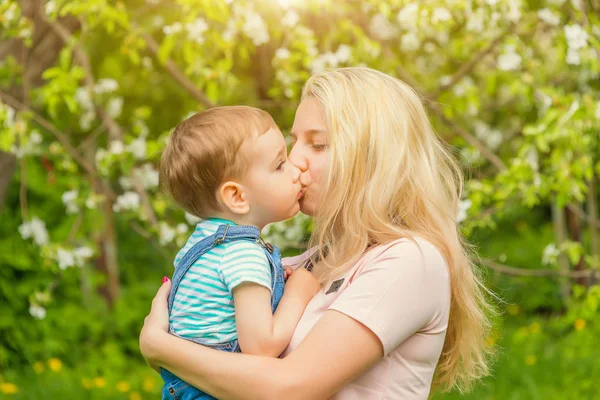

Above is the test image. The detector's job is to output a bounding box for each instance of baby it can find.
[158,106,319,399]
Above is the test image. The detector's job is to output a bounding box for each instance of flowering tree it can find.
[1,0,599,369]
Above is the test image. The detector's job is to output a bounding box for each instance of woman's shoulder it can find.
[359,236,449,281]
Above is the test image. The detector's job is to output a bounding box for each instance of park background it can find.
[1,0,600,398]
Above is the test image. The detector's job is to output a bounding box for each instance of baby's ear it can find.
[218,181,250,214]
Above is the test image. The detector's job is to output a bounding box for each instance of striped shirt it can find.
[170,218,272,344]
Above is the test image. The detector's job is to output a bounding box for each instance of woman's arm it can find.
[140,280,382,400]
[234,268,320,357]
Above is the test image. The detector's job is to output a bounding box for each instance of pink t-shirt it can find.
[282,237,450,400]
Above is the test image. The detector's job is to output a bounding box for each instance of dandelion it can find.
[48,357,62,372]
[94,377,106,388]
[129,392,143,400]
[574,319,586,331]
[529,322,541,334]
[33,361,45,374]
[116,381,131,392]
[525,355,537,365]
[142,376,157,392]
[507,304,520,315]
[0,383,18,394]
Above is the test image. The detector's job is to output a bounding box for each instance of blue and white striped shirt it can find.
[170,218,272,344]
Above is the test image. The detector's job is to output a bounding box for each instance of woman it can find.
[140,67,494,399]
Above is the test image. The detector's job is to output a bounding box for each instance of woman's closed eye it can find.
[311,144,328,151]
[276,160,286,171]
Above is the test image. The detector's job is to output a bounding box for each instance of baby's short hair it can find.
[159,106,276,218]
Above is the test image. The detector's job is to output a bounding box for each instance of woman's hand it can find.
[139,277,172,372]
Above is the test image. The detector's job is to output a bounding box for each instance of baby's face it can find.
[240,127,302,226]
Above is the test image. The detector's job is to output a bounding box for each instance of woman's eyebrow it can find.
[289,129,327,136]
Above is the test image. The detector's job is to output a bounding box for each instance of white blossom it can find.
[335,45,352,63]
[127,137,147,160]
[284,88,294,98]
[566,49,581,65]
[75,88,94,111]
[222,20,237,42]
[133,163,159,189]
[109,140,124,155]
[113,191,140,212]
[542,243,560,265]
[61,190,79,214]
[595,102,600,119]
[282,10,299,27]
[29,304,47,320]
[86,196,96,209]
[497,45,522,71]
[19,217,49,246]
[73,246,94,266]
[186,18,209,44]
[456,199,472,223]
[185,212,202,225]
[397,4,419,31]
[275,48,291,60]
[56,247,75,270]
[466,9,485,32]
[79,111,95,131]
[162,22,183,36]
[369,14,397,41]
[565,24,588,50]
[119,176,133,190]
[537,8,560,26]
[176,223,188,235]
[400,33,420,52]
[94,79,119,94]
[526,148,539,170]
[107,97,123,119]
[310,52,339,73]
[159,222,176,245]
[30,131,42,144]
[243,10,269,46]
[432,8,452,23]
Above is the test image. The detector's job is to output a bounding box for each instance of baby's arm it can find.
[233,268,320,357]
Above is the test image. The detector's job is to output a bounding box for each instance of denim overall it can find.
[161,224,285,400]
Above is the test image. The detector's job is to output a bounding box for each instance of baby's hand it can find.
[285,268,321,301]
[283,266,293,281]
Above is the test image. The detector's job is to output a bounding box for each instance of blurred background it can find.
[1,0,600,398]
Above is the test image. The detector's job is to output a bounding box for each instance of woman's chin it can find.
[298,197,315,217]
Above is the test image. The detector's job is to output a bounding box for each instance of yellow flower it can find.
[116,381,131,393]
[129,392,143,400]
[507,304,520,316]
[33,361,45,374]
[142,376,156,392]
[94,377,106,388]
[48,358,62,372]
[529,322,541,334]
[575,319,586,331]
[81,378,94,390]
[0,383,19,395]
[525,355,537,365]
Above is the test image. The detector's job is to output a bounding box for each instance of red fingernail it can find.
[162,276,169,284]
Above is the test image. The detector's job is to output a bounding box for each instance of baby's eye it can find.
[312,144,328,151]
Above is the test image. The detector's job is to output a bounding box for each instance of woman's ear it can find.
[218,181,250,214]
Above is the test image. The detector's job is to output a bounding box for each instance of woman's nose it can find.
[289,144,308,172]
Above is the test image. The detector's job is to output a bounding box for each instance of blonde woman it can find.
[140,67,494,399]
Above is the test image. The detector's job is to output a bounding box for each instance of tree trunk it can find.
[0,151,17,210]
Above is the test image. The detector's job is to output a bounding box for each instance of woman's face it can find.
[289,98,330,216]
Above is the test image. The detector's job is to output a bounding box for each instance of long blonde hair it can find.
[303,67,494,393]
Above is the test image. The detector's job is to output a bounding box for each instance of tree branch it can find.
[140,31,215,108]
[482,258,599,279]
[430,28,511,99]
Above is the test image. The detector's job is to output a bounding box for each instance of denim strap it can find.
[167,224,262,315]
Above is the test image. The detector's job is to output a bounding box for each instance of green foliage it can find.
[1,0,600,397]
